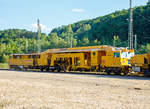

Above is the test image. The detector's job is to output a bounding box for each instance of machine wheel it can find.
[122,71,129,75]
[46,67,49,72]
[114,71,121,75]
[23,67,28,71]
[51,69,55,72]
[57,67,61,72]
[91,66,96,71]
[106,70,111,75]
[40,68,44,72]
[122,67,129,75]
[63,67,66,72]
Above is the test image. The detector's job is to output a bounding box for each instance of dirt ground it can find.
[0,70,150,109]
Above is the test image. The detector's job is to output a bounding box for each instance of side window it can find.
[33,55,36,58]
[85,55,87,59]
[74,57,80,66]
[144,58,148,64]
[9,56,12,59]
[14,55,21,59]
[13,55,17,59]
[93,52,96,56]
[29,55,32,59]
[36,55,40,58]
[114,52,120,58]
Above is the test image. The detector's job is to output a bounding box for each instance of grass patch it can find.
[0,100,12,109]
[0,63,9,69]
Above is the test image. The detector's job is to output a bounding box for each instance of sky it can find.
[0,0,148,34]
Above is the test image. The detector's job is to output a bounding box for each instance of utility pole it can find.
[113,36,115,47]
[33,39,35,53]
[128,0,134,49]
[37,19,41,53]
[18,32,20,54]
[26,38,28,53]
[134,34,137,52]
[70,35,73,48]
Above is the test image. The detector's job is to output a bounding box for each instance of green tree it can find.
[0,54,8,63]
[113,36,121,47]
[92,39,101,46]
[79,37,89,46]
[49,33,59,48]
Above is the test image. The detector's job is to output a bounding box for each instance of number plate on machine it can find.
[132,66,141,72]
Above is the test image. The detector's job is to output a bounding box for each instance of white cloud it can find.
[31,23,51,34]
[72,8,85,13]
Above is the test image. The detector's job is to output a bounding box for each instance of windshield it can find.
[114,52,120,58]
[128,52,134,59]
[121,52,128,58]
[121,52,134,59]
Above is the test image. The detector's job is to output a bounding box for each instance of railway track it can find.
[0,68,149,79]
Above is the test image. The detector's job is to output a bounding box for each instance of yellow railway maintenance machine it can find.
[9,52,51,71]
[9,46,134,75]
[47,46,134,74]
[48,48,106,72]
[9,53,35,70]
[101,48,134,75]
[9,48,67,71]
[131,54,150,76]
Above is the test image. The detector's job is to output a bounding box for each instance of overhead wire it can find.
[134,9,150,23]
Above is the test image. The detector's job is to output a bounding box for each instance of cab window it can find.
[113,52,120,58]
[84,55,87,59]
[32,55,36,58]
[9,56,12,59]
[121,52,128,58]
[37,55,40,58]
[13,55,21,59]
[93,52,95,56]
[29,55,32,59]
[74,57,80,66]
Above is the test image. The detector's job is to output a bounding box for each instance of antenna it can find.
[37,19,41,53]
[128,0,134,49]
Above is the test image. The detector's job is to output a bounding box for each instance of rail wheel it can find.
[115,71,121,75]
[56,66,61,72]
[40,68,44,72]
[106,70,111,75]
[63,67,66,72]
[46,67,49,72]
[51,69,55,72]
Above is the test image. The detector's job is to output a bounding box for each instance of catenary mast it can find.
[37,19,41,53]
[128,0,133,49]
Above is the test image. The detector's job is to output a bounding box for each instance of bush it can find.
[0,54,9,63]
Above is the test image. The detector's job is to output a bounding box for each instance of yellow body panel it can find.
[37,53,48,66]
[101,51,129,68]
[130,54,150,74]
[130,54,147,67]
[9,59,33,66]
[50,53,91,70]
[101,56,121,67]
[91,51,98,66]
